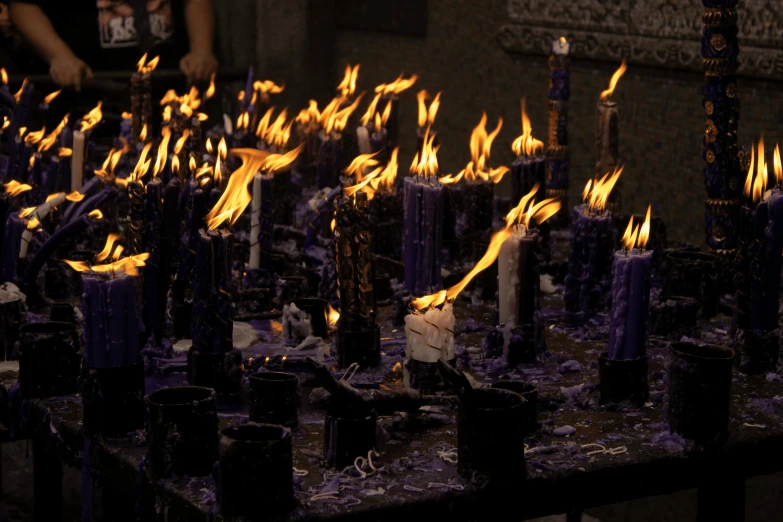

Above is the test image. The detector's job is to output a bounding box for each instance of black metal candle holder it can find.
[667,342,734,446]
[249,371,300,428]
[405,357,456,395]
[336,322,381,368]
[324,407,377,469]
[146,385,218,478]
[17,322,81,399]
[662,249,720,319]
[733,328,780,375]
[457,388,526,481]
[219,423,294,520]
[598,352,649,405]
[80,359,145,437]
[650,296,700,339]
[290,298,328,338]
[491,380,538,434]
[187,348,243,395]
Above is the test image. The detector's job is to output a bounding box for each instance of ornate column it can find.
[702,1,741,256]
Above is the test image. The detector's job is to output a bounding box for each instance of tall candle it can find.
[595,60,626,206]
[158,178,181,315]
[9,81,34,139]
[2,213,25,283]
[210,229,233,353]
[176,187,208,283]
[547,37,571,204]
[192,229,215,351]
[608,248,653,360]
[249,172,262,269]
[404,176,444,294]
[71,131,85,191]
[82,274,140,368]
[20,191,67,258]
[143,178,163,338]
[763,189,783,330]
[498,225,539,326]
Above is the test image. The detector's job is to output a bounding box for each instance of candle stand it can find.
[649,296,700,339]
[146,385,218,478]
[219,423,294,520]
[337,322,381,369]
[249,371,300,428]
[17,322,80,399]
[324,406,378,469]
[491,380,538,435]
[457,387,526,481]
[598,353,649,405]
[667,342,734,446]
[80,358,144,436]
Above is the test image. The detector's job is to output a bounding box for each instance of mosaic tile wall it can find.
[332,0,783,245]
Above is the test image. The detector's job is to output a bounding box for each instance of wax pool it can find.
[608,248,653,360]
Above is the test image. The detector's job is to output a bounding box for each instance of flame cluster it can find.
[459,113,508,184]
[505,184,562,230]
[205,145,303,230]
[410,127,439,178]
[94,146,126,185]
[744,138,782,204]
[128,142,153,184]
[337,64,360,98]
[23,126,46,145]
[152,126,172,177]
[511,98,544,157]
[4,180,32,197]
[254,80,285,96]
[160,86,205,120]
[410,187,561,311]
[416,90,441,129]
[256,108,293,150]
[13,79,28,103]
[600,59,627,101]
[341,148,400,200]
[43,90,61,105]
[359,93,393,129]
[374,73,417,96]
[582,166,624,212]
[136,53,160,75]
[79,102,103,132]
[38,115,69,153]
[64,233,149,277]
[621,206,652,251]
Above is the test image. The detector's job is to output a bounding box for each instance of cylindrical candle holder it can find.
[662,250,720,319]
[405,357,456,395]
[249,372,300,428]
[491,380,538,434]
[17,322,81,399]
[733,328,780,375]
[667,342,734,445]
[324,407,377,469]
[458,388,526,481]
[219,423,294,520]
[598,352,649,404]
[650,296,700,339]
[146,386,218,478]
[290,298,328,338]
[336,322,381,369]
[80,359,145,436]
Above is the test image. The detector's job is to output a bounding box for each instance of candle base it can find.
[733,328,780,375]
[17,322,81,399]
[650,296,700,339]
[598,352,649,405]
[336,322,381,368]
[458,388,526,481]
[323,407,377,469]
[404,357,456,395]
[505,321,546,367]
[187,348,243,395]
[667,342,734,446]
[146,386,218,478]
[80,359,145,437]
[490,380,538,435]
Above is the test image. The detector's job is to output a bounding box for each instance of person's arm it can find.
[9,2,93,90]
[179,0,217,83]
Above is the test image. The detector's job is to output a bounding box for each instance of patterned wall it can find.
[333,0,783,245]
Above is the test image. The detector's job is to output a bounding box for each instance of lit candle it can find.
[71,131,85,191]
[2,213,25,283]
[547,37,571,214]
[415,90,440,159]
[608,209,653,360]
[510,98,545,205]
[143,177,163,338]
[595,60,626,201]
[249,172,262,269]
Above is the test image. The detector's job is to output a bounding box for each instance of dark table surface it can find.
[3,290,783,522]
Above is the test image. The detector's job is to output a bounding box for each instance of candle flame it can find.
[189,156,197,172]
[88,209,103,219]
[58,147,73,157]
[65,191,85,202]
[95,233,123,262]
[129,142,153,183]
[258,109,292,149]
[360,93,382,127]
[511,98,544,156]
[255,107,275,139]
[19,206,36,218]
[368,147,399,195]
[328,303,340,327]
[337,64,360,97]
[4,181,32,197]
[505,184,540,226]
[600,59,627,101]
[253,80,285,95]
[2,118,9,130]
[13,79,28,103]
[638,205,651,249]
[28,156,36,170]
[325,93,365,134]
[44,192,63,203]
[162,105,172,122]
[296,100,321,125]
[64,250,149,277]
[153,126,172,177]
[206,138,213,155]
[38,115,69,152]
[409,126,439,178]
[171,155,180,174]
[439,171,465,185]
[26,217,41,230]
[330,218,336,233]
[218,137,227,160]
[775,143,782,185]
[374,73,417,96]
[205,73,216,99]
[173,129,190,155]
[122,111,132,119]
[24,126,46,145]
[18,127,27,138]
[461,112,508,183]
[416,90,441,129]
[196,112,208,122]
[0,68,6,85]
[586,166,623,211]
[745,139,768,204]
[79,101,103,132]
[137,53,159,74]
[139,123,149,142]
[236,111,250,130]
[343,167,381,198]
[205,145,303,230]
[582,179,593,201]
[43,89,62,105]
[343,151,381,182]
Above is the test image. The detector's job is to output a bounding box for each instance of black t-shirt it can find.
[14,0,187,72]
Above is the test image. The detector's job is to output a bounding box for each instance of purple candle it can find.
[608,211,653,360]
[192,229,215,351]
[2,213,25,283]
[143,177,163,337]
[510,98,546,204]
[764,188,783,330]
[82,274,140,368]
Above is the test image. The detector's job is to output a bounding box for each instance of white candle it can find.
[498,224,526,326]
[441,302,456,360]
[71,130,85,191]
[20,192,67,258]
[249,172,262,269]
[356,125,371,155]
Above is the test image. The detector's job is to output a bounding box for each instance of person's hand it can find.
[49,51,93,91]
[180,51,217,83]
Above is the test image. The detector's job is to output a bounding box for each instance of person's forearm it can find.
[184,0,215,55]
[9,2,75,63]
